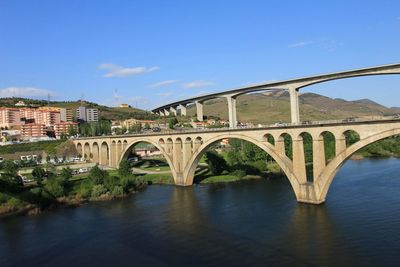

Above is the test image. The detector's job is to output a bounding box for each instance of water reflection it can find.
[1,159,400,266]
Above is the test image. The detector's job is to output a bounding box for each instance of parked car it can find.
[78,168,88,173]
[152,127,161,132]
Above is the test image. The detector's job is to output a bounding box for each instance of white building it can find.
[76,106,98,122]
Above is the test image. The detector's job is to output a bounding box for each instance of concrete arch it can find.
[342,129,360,147]
[100,141,109,165]
[319,131,336,162]
[83,143,90,160]
[263,133,275,145]
[119,138,177,183]
[92,142,100,163]
[183,134,300,198]
[76,143,83,156]
[316,128,400,202]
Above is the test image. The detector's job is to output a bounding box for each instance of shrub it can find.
[88,165,109,185]
[91,184,107,198]
[251,160,268,172]
[104,175,120,191]
[111,186,124,197]
[120,175,137,192]
[32,166,46,186]
[76,180,93,199]
[44,178,65,198]
[232,169,246,178]
[6,197,24,211]
[118,160,132,177]
[0,192,10,204]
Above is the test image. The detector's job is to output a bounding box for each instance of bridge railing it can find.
[74,115,400,140]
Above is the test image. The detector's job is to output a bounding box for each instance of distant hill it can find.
[2,93,398,124]
[184,92,400,124]
[0,97,154,121]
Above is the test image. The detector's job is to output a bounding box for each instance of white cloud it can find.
[183,80,214,89]
[288,41,314,48]
[0,87,55,98]
[149,80,178,88]
[98,63,159,78]
[158,92,173,97]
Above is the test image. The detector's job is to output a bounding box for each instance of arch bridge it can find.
[74,63,400,205]
[73,119,400,204]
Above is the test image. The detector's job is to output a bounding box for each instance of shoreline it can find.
[1,156,398,219]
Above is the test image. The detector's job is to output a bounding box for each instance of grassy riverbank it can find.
[0,162,146,217]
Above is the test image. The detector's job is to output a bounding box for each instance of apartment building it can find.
[19,108,61,126]
[21,124,47,138]
[0,108,22,129]
[76,106,98,122]
[54,122,79,138]
[60,108,73,122]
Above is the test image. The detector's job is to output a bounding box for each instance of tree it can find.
[60,167,73,185]
[32,166,46,186]
[118,160,132,177]
[3,160,18,177]
[205,151,228,175]
[168,118,178,129]
[46,155,51,163]
[88,165,109,185]
[67,125,77,137]
[144,122,150,130]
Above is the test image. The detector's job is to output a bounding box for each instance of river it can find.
[1,158,400,266]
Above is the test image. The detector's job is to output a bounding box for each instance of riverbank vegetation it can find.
[0,160,145,217]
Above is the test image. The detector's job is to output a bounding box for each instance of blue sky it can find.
[1,0,400,110]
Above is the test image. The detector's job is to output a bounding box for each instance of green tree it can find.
[118,160,132,177]
[60,167,73,185]
[88,165,109,185]
[168,117,178,129]
[32,166,46,186]
[205,151,228,175]
[45,178,65,198]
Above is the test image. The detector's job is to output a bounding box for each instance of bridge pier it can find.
[289,87,300,124]
[159,110,165,117]
[164,109,170,116]
[179,104,187,116]
[170,106,177,116]
[195,101,204,121]
[226,95,237,128]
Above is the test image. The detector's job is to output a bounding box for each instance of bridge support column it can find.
[110,142,117,167]
[312,137,326,181]
[170,106,177,116]
[164,109,170,116]
[226,95,237,128]
[159,110,165,117]
[195,101,204,121]
[289,87,300,124]
[179,104,187,116]
[292,137,307,183]
[335,137,346,156]
[182,139,192,167]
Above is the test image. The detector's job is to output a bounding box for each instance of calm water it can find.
[1,158,400,266]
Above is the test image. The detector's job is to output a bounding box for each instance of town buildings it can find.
[76,106,98,122]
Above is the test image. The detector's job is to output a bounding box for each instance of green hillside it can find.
[185,92,400,124]
[0,97,155,121]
